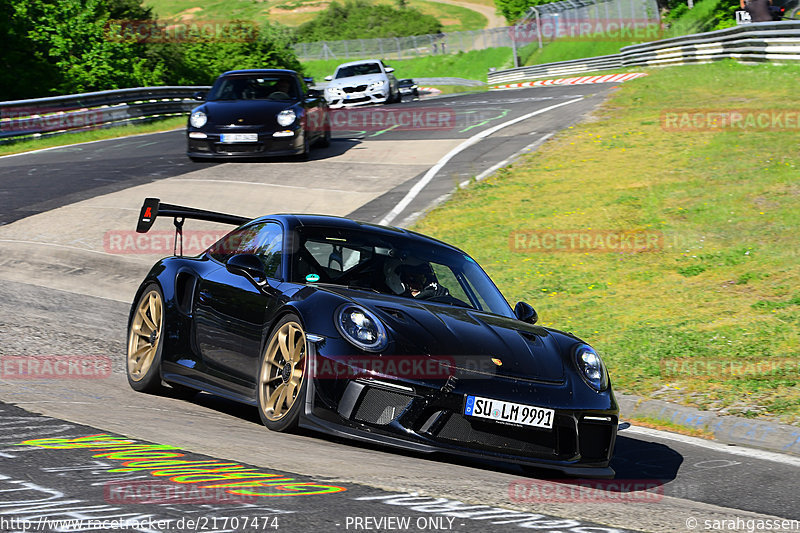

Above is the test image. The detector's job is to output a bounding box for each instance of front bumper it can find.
[326,88,389,109]
[187,130,303,158]
[302,337,619,478]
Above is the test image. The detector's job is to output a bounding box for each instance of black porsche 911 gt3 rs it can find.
[127,199,618,477]
[186,69,330,160]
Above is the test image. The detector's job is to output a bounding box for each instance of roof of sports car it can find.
[219,69,299,76]
[253,213,462,251]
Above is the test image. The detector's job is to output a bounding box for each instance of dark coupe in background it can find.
[186,69,330,161]
[127,199,618,477]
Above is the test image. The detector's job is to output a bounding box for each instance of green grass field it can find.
[414,60,800,424]
[302,47,513,82]
[144,0,489,31]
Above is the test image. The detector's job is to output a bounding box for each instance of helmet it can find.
[384,257,435,295]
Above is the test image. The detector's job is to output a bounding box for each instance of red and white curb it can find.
[490,72,648,90]
[419,87,442,95]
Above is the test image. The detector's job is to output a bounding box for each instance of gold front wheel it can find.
[257,316,307,431]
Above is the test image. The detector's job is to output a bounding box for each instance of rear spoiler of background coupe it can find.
[136,197,252,256]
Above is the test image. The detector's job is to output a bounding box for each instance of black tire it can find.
[314,117,331,148]
[295,131,310,161]
[126,284,166,393]
[256,314,309,432]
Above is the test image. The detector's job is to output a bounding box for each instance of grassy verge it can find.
[628,417,714,438]
[520,40,639,66]
[0,117,187,157]
[303,48,513,82]
[146,0,488,30]
[414,60,800,424]
[411,0,488,31]
[424,85,487,95]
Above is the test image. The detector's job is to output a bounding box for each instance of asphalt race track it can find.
[1,86,798,533]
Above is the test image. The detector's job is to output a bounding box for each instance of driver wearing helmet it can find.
[397,261,449,299]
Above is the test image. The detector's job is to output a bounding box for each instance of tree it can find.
[296,0,442,41]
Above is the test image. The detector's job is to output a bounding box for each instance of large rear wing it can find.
[135,198,252,256]
[136,197,251,233]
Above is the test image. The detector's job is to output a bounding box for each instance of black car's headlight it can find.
[574,344,608,391]
[190,110,207,128]
[335,304,388,352]
[277,109,296,127]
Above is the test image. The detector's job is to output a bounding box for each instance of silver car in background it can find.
[324,60,400,108]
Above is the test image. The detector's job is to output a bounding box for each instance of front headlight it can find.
[189,110,207,128]
[335,305,388,352]
[277,109,296,127]
[368,80,386,91]
[574,344,608,391]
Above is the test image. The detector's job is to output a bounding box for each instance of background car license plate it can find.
[221,133,257,143]
[464,395,554,429]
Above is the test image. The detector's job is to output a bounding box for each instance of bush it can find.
[295,0,443,41]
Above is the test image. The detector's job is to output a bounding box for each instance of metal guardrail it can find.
[488,21,800,84]
[0,86,209,141]
[414,77,486,86]
[488,54,623,84]
[620,21,800,66]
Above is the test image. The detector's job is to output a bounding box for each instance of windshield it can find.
[207,75,298,101]
[335,63,382,79]
[290,226,513,317]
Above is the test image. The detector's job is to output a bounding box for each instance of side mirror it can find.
[192,91,206,101]
[514,301,538,324]
[324,75,333,81]
[385,67,395,73]
[226,254,266,285]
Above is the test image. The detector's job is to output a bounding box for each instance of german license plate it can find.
[221,133,257,143]
[464,395,554,429]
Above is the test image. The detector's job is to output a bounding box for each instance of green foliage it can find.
[295,0,443,41]
[494,0,562,24]
[0,0,301,100]
[663,0,740,35]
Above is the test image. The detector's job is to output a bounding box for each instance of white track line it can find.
[625,425,800,467]
[458,132,554,188]
[378,97,584,226]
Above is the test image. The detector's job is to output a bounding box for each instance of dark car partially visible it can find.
[398,78,420,100]
[187,69,330,161]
